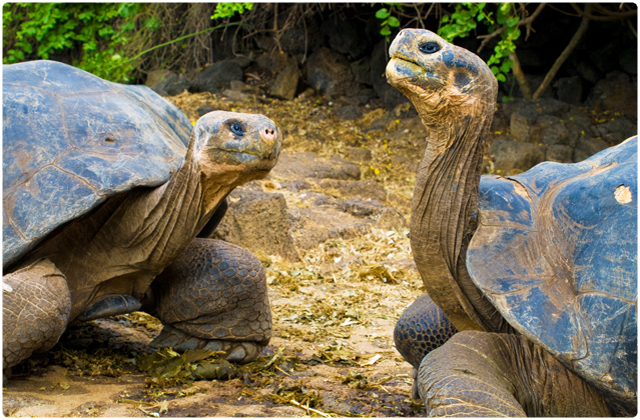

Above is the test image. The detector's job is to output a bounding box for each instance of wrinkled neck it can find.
[410,100,493,331]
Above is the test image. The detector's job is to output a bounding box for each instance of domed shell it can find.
[468,137,637,404]
[3,60,192,267]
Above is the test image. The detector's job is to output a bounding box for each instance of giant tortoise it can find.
[3,60,282,372]
[387,29,637,416]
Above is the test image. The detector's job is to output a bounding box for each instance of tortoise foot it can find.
[146,238,272,363]
[3,259,71,370]
[150,324,265,363]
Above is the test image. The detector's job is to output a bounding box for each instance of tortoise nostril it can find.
[261,127,277,143]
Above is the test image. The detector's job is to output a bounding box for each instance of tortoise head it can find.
[386,29,497,128]
[192,111,282,182]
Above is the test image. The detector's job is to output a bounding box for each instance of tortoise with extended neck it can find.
[3,60,281,371]
[387,29,637,416]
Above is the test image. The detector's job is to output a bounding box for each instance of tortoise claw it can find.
[150,324,264,363]
[410,367,421,400]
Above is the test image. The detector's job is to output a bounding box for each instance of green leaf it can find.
[388,16,399,27]
[490,65,499,76]
[375,8,390,19]
[506,17,518,27]
[380,26,391,36]
[212,3,253,20]
[83,40,97,51]
[500,59,513,73]
[496,73,506,82]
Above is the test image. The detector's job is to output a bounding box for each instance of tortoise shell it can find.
[468,136,637,402]
[3,60,192,267]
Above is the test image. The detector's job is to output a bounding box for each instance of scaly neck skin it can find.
[126,147,250,275]
[410,98,502,332]
[39,144,241,321]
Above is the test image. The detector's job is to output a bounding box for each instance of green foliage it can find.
[439,3,520,85]
[2,3,150,82]
[438,3,492,41]
[211,3,253,20]
[375,4,402,40]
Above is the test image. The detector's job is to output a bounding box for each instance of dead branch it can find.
[477,3,546,52]
[508,51,532,99]
[628,19,638,37]
[571,3,637,21]
[289,399,333,417]
[533,3,592,99]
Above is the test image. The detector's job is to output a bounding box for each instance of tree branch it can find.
[509,50,532,99]
[570,2,637,21]
[533,4,592,99]
[477,3,546,53]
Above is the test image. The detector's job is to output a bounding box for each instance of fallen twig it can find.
[290,399,333,417]
[264,346,285,370]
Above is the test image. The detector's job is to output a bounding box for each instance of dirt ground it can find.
[3,89,435,418]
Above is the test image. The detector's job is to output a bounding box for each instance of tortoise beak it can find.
[257,126,282,164]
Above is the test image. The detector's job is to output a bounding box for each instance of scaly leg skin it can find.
[3,259,71,371]
[418,331,612,417]
[146,238,271,364]
[394,293,457,399]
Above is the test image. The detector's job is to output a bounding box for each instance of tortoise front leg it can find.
[394,293,457,399]
[145,238,271,363]
[418,331,611,417]
[3,259,71,370]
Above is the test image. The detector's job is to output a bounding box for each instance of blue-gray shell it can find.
[468,137,637,401]
[3,60,192,267]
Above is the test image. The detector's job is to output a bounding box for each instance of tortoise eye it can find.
[419,41,441,54]
[230,121,245,136]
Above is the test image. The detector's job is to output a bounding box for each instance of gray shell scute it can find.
[121,84,191,147]
[3,84,72,195]
[11,165,99,242]
[3,59,114,95]
[56,148,173,195]
[3,60,192,267]
[56,90,183,159]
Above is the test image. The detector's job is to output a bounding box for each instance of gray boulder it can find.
[192,60,243,93]
[546,145,574,163]
[534,115,577,147]
[586,71,638,119]
[488,137,546,175]
[321,19,371,60]
[213,188,300,262]
[351,57,372,85]
[619,48,637,75]
[145,69,190,96]
[269,151,360,181]
[510,105,538,142]
[590,116,637,145]
[269,60,300,100]
[573,136,610,162]
[306,48,360,97]
[555,75,582,105]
